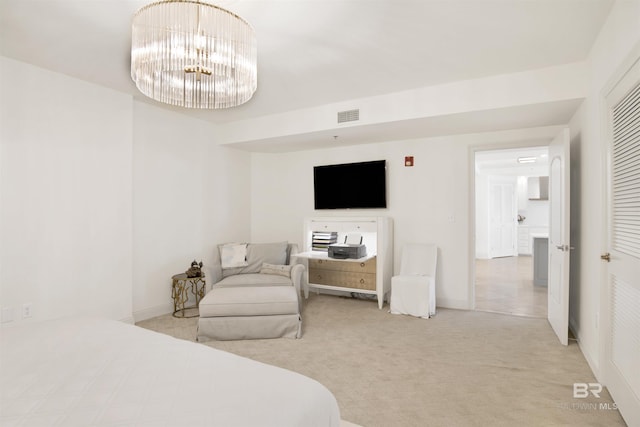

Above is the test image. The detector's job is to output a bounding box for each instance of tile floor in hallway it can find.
[475,255,547,318]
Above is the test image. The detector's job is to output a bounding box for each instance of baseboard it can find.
[569,316,601,381]
[437,297,470,310]
[119,316,135,324]
[133,303,173,323]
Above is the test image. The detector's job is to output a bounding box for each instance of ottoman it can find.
[197,281,302,341]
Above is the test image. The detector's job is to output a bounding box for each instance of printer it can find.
[328,233,367,259]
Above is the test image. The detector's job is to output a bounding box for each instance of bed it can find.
[0,317,340,426]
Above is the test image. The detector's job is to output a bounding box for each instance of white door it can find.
[602,57,640,426]
[489,179,517,258]
[548,128,570,345]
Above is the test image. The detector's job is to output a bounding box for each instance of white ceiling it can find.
[0,0,614,147]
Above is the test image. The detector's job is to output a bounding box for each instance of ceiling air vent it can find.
[337,109,359,123]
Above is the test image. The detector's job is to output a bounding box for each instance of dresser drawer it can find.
[309,257,376,273]
[308,269,376,291]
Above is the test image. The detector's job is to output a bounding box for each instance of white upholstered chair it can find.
[389,243,438,318]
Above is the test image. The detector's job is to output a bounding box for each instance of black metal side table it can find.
[171,273,206,318]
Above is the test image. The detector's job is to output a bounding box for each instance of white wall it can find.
[523,199,549,227]
[0,57,253,325]
[0,57,133,322]
[568,0,640,376]
[132,102,251,321]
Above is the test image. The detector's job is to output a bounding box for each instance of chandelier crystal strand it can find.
[131,0,257,109]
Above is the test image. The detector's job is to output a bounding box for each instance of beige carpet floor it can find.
[137,294,627,427]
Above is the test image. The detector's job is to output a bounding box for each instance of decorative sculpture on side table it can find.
[186,260,204,278]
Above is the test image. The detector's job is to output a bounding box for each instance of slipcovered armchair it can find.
[389,243,438,318]
[197,242,305,341]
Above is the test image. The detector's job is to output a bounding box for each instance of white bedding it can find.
[0,318,340,427]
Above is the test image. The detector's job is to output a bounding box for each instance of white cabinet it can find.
[295,217,393,309]
[518,225,549,255]
[518,227,530,254]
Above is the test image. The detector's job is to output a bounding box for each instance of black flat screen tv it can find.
[314,160,387,209]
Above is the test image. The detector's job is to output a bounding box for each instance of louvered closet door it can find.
[604,56,640,426]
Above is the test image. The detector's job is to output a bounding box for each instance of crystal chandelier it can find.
[131,0,257,109]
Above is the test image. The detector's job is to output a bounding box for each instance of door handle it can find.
[601,253,611,262]
[556,244,576,252]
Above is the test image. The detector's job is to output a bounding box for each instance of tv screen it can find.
[314,160,387,209]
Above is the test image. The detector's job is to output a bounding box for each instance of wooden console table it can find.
[295,216,393,309]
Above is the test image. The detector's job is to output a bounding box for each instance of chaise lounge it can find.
[197,241,305,341]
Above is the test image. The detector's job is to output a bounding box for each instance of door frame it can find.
[468,140,558,310]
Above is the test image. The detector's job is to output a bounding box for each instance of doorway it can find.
[474,147,549,318]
